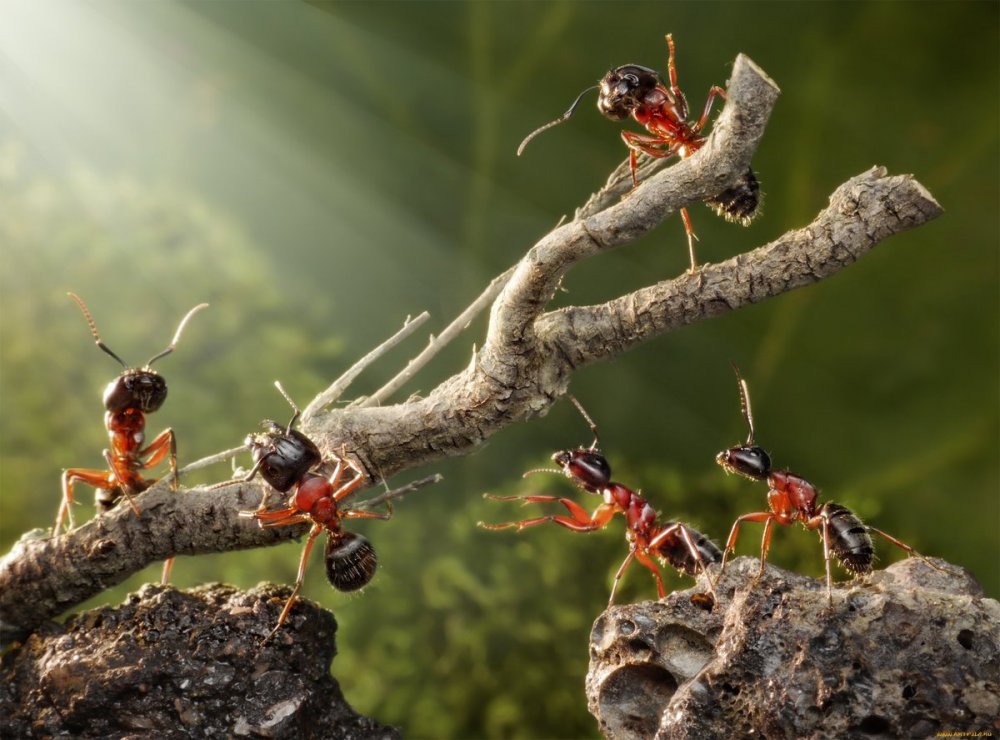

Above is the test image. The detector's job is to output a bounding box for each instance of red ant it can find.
[57,294,207,550]
[479,397,720,605]
[715,365,949,601]
[238,382,389,642]
[518,33,760,273]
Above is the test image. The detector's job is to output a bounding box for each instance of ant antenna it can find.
[146,302,209,367]
[730,363,756,446]
[273,380,301,433]
[568,394,601,450]
[516,85,600,156]
[67,292,128,369]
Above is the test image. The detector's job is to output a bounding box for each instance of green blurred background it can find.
[1,2,996,737]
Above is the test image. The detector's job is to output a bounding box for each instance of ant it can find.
[715,365,949,601]
[479,397,720,605]
[517,33,760,273]
[237,382,389,642]
[57,294,207,563]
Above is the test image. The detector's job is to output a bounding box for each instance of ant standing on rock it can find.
[480,397,720,605]
[715,365,951,601]
[237,382,389,642]
[517,33,761,272]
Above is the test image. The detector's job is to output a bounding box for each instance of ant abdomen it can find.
[822,503,875,575]
[707,167,761,226]
[656,525,723,576]
[325,531,378,591]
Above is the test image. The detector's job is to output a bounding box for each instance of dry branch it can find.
[0,53,942,639]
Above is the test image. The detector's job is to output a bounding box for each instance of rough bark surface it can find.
[0,583,398,739]
[586,557,999,739]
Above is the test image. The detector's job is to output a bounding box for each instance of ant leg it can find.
[634,547,668,599]
[56,468,115,533]
[676,524,719,601]
[757,517,776,577]
[331,456,368,505]
[139,428,178,491]
[664,33,689,119]
[820,516,834,603]
[479,497,615,533]
[263,523,323,643]
[866,526,955,575]
[717,512,774,586]
[161,557,175,585]
[608,549,637,605]
[342,508,391,522]
[692,86,727,134]
[680,207,698,273]
[102,450,142,518]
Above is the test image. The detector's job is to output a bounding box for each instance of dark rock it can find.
[586,557,999,739]
[0,583,399,739]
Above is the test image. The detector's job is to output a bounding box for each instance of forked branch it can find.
[0,53,942,638]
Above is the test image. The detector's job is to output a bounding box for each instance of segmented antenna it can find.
[146,302,209,366]
[731,363,755,446]
[273,380,302,433]
[67,292,128,368]
[516,85,600,156]
[568,394,601,450]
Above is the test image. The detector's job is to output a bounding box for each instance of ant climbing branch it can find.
[0,52,943,638]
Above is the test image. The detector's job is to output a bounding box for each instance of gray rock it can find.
[587,556,999,739]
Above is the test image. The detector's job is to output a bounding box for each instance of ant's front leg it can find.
[479,495,615,533]
[716,511,776,587]
[140,428,178,490]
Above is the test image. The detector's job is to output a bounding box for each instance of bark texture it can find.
[586,557,999,739]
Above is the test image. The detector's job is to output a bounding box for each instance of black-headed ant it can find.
[518,34,760,272]
[57,294,207,550]
[480,397,720,605]
[238,382,388,642]
[716,365,949,601]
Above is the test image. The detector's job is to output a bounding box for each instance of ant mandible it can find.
[238,382,389,643]
[715,365,949,601]
[57,294,208,560]
[518,33,760,273]
[479,397,721,605]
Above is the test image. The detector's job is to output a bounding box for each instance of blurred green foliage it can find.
[0,2,996,738]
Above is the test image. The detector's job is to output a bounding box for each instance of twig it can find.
[355,267,517,408]
[357,474,445,511]
[302,311,429,421]
[178,446,246,476]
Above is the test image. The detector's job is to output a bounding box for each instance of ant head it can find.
[325,530,377,591]
[716,445,771,482]
[103,369,167,413]
[68,293,207,413]
[717,363,771,480]
[598,64,660,121]
[245,421,322,492]
[553,448,612,492]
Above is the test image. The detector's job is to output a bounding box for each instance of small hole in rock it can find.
[858,715,891,734]
[902,685,916,700]
[957,629,974,649]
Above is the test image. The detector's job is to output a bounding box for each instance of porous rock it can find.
[0,583,399,739]
[586,556,999,739]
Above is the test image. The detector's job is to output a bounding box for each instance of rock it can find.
[586,556,999,739]
[0,583,399,739]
